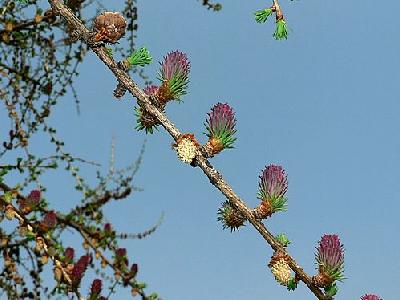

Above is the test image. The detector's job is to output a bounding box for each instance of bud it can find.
[204,103,237,156]
[92,12,127,44]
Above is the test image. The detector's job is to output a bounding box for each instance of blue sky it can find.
[8,0,400,299]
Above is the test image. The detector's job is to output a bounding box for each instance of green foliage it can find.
[270,195,288,212]
[105,47,113,58]
[324,283,338,297]
[4,191,13,203]
[213,4,222,11]
[127,47,152,67]
[136,282,147,289]
[148,292,158,300]
[286,277,298,291]
[0,168,8,183]
[164,74,189,102]
[275,233,291,247]
[254,8,273,23]
[273,19,289,40]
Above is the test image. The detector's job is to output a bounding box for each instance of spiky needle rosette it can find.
[204,103,237,156]
[92,12,127,44]
[127,46,152,67]
[217,201,245,232]
[157,51,190,102]
[314,234,345,287]
[256,165,288,215]
[134,85,162,134]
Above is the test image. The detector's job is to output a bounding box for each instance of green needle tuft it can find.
[127,46,152,67]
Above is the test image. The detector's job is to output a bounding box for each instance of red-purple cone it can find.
[204,103,237,156]
[361,295,382,300]
[64,247,75,263]
[40,211,57,230]
[71,255,91,286]
[313,234,345,286]
[256,165,288,216]
[157,51,190,102]
[90,279,102,295]
[20,189,41,214]
[116,248,127,258]
[28,190,41,203]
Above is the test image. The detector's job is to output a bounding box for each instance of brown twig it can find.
[0,11,57,36]
[0,62,40,85]
[200,0,221,11]
[272,0,284,20]
[46,0,330,299]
